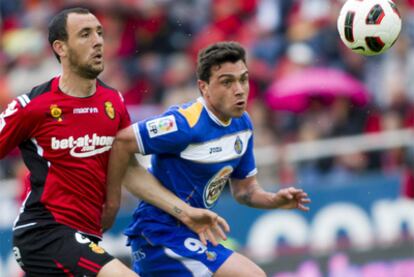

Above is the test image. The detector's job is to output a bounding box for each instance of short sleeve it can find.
[133,110,192,155]
[232,113,257,179]
[0,97,38,159]
[117,91,132,130]
[231,133,257,179]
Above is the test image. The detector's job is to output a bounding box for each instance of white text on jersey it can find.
[51,134,114,158]
[73,107,99,114]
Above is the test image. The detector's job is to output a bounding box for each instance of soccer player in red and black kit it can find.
[0,7,229,277]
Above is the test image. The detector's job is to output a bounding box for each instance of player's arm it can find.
[230,175,311,211]
[106,126,230,245]
[102,126,137,232]
[0,98,33,159]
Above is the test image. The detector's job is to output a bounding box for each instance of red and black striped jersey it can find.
[0,76,131,238]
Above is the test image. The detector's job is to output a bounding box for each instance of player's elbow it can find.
[231,189,247,205]
[112,126,139,154]
[231,186,256,207]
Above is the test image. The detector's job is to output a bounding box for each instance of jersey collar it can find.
[197,97,232,127]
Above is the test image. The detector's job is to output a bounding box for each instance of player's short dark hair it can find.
[48,7,91,62]
[196,41,246,83]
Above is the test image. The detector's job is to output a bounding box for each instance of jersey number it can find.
[184,238,207,254]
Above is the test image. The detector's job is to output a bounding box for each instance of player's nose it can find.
[233,81,245,96]
[92,32,103,48]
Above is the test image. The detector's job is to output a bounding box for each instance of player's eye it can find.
[221,79,233,87]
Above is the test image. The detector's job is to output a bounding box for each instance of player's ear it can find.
[198,80,208,97]
[52,40,67,60]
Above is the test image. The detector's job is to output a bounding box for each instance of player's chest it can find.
[190,162,237,209]
[180,130,250,164]
[42,100,120,133]
[34,100,122,158]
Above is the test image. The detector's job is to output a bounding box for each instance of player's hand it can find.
[180,207,230,246]
[271,187,311,211]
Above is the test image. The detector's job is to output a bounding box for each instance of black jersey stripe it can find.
[28,79,53,100]
[97,78,117,91]
[14,109,55,229]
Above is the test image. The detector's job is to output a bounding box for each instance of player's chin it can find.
[82,65,104,79]
[91,64,104,75]
[92,63,104,72]
[231,109,245,118]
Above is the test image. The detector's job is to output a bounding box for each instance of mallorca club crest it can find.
[104,101,115,120]
[234,136,243,154]
[50,104,63,122]
[89,242,105,254]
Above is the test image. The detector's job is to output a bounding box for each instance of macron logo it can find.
[51,134,114,158]
[73,107,99,114]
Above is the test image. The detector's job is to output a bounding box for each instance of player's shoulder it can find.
[15,78,55,110]
[97,79,124,103]
[241,111,253,125]
[229,111,253,131]
[28,79,54,100]
[97,78,117,92]
[175,99,204,128]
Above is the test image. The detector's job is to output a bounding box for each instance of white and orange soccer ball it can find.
[337,0,402,56]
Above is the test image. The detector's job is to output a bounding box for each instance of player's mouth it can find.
[92,53,103,61]
[235,100,246,108]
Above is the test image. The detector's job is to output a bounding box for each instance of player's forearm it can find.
[101,203,119,232]
[106,140,129,208]
[234,183,277,209]
[101,144,124,231]
[123,165,195,223]
[106,127,139,208]
[103,141,127,232]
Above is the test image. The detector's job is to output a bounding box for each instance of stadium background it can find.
[1,0,414,276]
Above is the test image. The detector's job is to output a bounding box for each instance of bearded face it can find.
[67,46,103,79]
[60,13,105,79]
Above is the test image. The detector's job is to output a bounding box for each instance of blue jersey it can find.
[125,97,257,276]
[125,97,257,239]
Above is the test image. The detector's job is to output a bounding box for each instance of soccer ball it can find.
[337,0,402,56]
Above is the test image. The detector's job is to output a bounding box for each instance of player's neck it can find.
[200,97,232,126]
[59,71,96,98]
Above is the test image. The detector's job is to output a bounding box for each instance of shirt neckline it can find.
[197,97,232,127]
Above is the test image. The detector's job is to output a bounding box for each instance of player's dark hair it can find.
[48,7,91,62]
[196,41,246,83]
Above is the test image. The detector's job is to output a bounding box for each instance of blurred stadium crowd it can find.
[1,0,414,198]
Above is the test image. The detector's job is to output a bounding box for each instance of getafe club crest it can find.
[50,104,63,122]
[104,101,115,120]
[234,136,243,154]
[205,250,217,261]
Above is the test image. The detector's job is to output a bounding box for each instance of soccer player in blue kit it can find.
[108,41,311,276]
